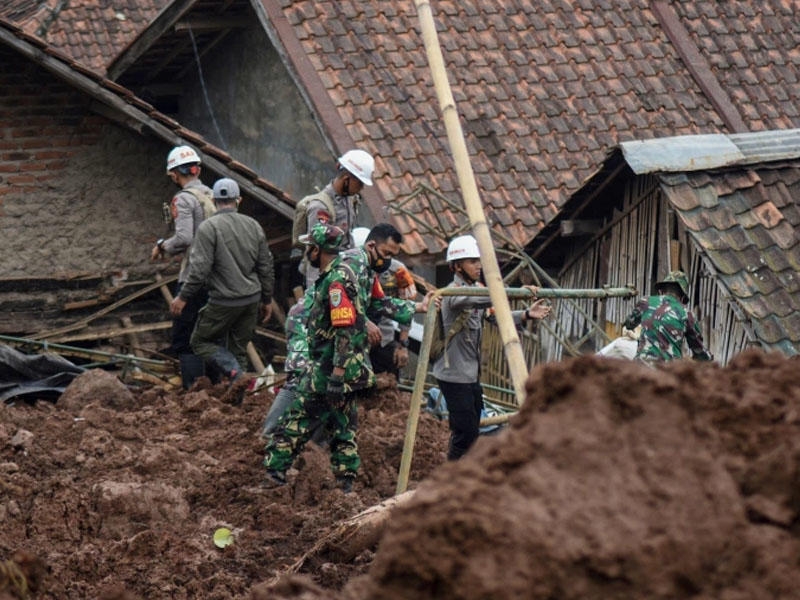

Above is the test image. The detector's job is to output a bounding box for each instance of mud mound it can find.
[356,350,800,600]
[0,370,449,598]
[4,350,800,598]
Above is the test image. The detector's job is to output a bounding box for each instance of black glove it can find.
[326,375,345,406]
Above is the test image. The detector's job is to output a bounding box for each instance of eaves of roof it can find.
[0,0,170,74]
[659,161,800,355]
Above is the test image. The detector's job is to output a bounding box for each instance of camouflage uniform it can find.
[370,258,417,377]
[624,294,712,362]
[263,242,417,481]
[260,290,311,437]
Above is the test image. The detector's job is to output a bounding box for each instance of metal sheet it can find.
[621,134,744,174]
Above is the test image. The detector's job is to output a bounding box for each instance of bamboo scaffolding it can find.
[396,284,636,494]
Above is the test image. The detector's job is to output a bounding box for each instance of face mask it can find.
[306,246,321,269]
[368,244,391,274]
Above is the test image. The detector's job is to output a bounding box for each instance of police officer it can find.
[434,235,551,460]
[151,145,215,386]
[297,149,375,288]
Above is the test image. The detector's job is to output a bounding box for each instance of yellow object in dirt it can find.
[213,527,234,548]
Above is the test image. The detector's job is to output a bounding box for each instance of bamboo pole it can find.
[412,0,530,405]
[396,284,636,494]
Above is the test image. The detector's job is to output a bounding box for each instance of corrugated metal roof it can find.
[622,128,800,175]
[621,134,745,174]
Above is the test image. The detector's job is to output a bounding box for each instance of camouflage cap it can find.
[656,270,689,300]
[299,222,345,253]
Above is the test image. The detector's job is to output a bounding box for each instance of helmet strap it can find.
[455,261,478,284]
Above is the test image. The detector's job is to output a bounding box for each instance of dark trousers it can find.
[171,282,208,356]
[369,341,399,379]
[190,301,259,373]
[437,380,483,461]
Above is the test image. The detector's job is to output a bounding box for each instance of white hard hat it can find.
[338,149,375,186]
[166,145,201,172]
[351,227,370,247]
[446,235,480,262]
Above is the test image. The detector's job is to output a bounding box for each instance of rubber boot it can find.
[209,348,246,405]
[179,353,205,390]
[208,348,243,382]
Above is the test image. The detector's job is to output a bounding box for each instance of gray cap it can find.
[213,178,240,200]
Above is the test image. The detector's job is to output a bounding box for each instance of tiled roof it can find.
[660,164,800,354]
[672,2,800,132]
[5,1,800,261]
[0,16,293,219]
[274,0,800,256]
[0,0,168,73]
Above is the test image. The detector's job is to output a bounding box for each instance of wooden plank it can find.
[46,321,172,344]
[30,274,179,340]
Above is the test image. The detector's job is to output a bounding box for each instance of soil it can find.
[2,349,800,599]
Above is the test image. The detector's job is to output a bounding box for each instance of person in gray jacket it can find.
[151,145,215,368]
[433,234,551,460]
[170,178,274,399]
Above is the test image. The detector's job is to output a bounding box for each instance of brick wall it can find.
[0,45,176,281]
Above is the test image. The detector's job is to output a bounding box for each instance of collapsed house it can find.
[0,2,798,387]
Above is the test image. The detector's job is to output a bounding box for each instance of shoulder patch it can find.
[329,282,356,327]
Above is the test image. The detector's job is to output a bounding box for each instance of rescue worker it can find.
[259,289,311,438]
[151,145,215,387]
[262,222,433,491]
[298,149,375,288]
[170,178,274,403]
[434,234,551,460]
[623,271,713,363]
[352,227,416,379]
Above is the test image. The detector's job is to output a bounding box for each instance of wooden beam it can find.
[174,17,250,31]
[46,321,172,344]
[559,219,603,237]
[30,274,178,340]
[107,0,198,80]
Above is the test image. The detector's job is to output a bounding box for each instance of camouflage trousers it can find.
[262,392,360,478]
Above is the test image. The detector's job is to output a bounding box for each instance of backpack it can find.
[428,308,470,364]
[184,186,216,219]
[292,190,336,248]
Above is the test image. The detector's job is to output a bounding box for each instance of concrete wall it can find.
[0,46,172,281]
[179,25,333,201]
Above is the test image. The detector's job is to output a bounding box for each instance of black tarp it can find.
[0,344,85,402]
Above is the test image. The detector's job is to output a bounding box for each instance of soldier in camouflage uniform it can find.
[259,289,312,438]
[624,271,713,363]
[262,222,432,491]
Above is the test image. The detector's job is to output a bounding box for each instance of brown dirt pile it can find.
[3,349,800,599]
[350,350,800,600]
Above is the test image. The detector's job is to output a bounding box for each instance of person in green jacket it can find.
[170,178,274,400]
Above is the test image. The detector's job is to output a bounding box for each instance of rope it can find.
[187,25,228,149]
